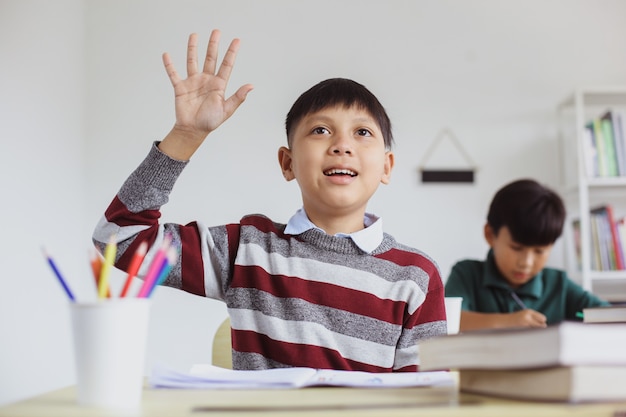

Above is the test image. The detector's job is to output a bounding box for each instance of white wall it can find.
[3,0,626,406]
[0,0,89,405]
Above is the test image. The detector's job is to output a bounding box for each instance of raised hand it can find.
[159,30,253,160]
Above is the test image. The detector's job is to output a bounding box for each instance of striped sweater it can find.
[93,143,447,372]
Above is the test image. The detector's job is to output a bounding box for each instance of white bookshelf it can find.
[558,88,626,302]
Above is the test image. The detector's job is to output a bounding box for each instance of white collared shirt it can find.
[283,207,383,254]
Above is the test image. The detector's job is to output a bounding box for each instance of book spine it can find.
[605,205,625,270]
[614,112,626,177]
[592,120,609,177]
[601,117,619,176]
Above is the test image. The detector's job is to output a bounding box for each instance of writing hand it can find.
[509,309,547,328]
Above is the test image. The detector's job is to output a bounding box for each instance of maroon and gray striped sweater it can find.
[93,143,447,372]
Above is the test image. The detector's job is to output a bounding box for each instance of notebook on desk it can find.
[149,364,455,389]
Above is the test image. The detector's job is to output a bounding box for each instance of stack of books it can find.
[582,305,626,323]
[419,321,626,402]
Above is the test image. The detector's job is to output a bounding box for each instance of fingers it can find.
[529,310,547,327]
[202,29,221,74]
[170,30,240,81]
[223,84,254,118]
[162,52,181,87]
[187,33,199,76]
[215,37,241,83]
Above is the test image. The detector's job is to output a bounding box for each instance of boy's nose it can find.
[332,147,352,155]
[517,251,533,267]
[330,135,353,155]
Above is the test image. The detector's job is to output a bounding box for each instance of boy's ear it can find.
[484,223,496,246]
[380,151,395,185]
[278,146,295,181]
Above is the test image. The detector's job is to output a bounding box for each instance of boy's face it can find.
[484,224,554,288]
[278,105,394,228]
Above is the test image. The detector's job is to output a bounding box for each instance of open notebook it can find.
[150,364,454,389]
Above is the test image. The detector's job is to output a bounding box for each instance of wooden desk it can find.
[2,383,626,417]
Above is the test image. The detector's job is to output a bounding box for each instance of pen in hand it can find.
[510,291,527,310]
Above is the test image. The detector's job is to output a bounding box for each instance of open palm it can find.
[162,30,253,135]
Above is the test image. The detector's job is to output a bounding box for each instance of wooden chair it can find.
[211,317,232,369]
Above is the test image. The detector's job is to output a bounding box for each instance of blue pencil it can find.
[510,291,527,310]
[42,248,76,302]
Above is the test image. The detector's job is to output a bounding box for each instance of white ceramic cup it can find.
[444,297,462,334]
[70,299,150,410]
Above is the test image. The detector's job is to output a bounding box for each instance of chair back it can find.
[212,317,232,369]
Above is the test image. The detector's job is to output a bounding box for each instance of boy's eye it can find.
[356,128,372,137]
[312,127,330,135]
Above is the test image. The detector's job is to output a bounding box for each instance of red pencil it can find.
[119,241,148,298]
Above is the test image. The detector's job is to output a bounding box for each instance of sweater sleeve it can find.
[92,142,236,300]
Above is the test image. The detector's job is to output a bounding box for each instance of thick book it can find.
[583,305,626,323]
[149,364,454,389]
[460,366,626,402]
[418,321,626,371]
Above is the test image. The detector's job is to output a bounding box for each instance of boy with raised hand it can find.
[93,29,446,372]
[445,178,610,332]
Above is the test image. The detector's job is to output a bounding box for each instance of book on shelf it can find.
[572,205,626,272]
[590,120,609,177]
[591,205,623,270]
[459,366,626,402]
[602,110,626,176]
[583,305,626,323]
[599,117,619,176]
[589,212,607,270]
[582,124,599,178]
[418,321,626,371]
[582,110,626,178]
[149,364,455,389]
[619,217,626,267]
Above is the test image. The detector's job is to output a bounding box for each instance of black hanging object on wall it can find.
[421,169,474,183]
[418,128,477,184]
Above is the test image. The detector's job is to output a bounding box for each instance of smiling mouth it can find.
[324,169,357,177]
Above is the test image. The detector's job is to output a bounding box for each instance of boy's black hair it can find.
[285,78,394,150]
[487,178,566,246]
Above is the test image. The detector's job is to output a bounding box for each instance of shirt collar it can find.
[482,249,543,298]
[284,207,383,253]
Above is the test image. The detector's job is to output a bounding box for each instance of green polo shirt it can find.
[444,250,610,325]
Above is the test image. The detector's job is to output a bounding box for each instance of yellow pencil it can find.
[98,235,117,299]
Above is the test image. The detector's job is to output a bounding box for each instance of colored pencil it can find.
[89,249,110,298]
[119,241,148,298]
[137,234,172,298]
[42,248,75,301]
[147,246,179,297]
[98,235,117,299]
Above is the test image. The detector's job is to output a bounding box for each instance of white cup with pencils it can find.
[43,233,179,410]
[70,298,150,410]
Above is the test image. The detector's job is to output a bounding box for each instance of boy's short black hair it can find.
[487,178,566,246]
[285,78,394,150]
